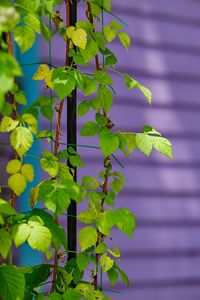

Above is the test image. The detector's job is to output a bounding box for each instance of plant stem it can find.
[86,2,112,290]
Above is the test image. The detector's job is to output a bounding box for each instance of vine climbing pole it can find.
[67,0,77,261]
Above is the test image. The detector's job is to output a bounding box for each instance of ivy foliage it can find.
[0,0,173,299]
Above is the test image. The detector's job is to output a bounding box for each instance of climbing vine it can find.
[0,0,173,299]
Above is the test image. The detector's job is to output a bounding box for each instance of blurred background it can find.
[2,0,200,299]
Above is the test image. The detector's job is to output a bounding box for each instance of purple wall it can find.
[41,1,200,299]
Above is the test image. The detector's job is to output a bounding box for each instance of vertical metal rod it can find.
[67,0,77,261]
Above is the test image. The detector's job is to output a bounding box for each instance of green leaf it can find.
[16,0,40,12]
[0,116,19,132]
[77,209,98,224]
[79,226,98,251]
[107,266,119,285]
[0,198,16,215]
[100,253,114,272]
[82,176,99,190]
[110,178,123,195]
[14,25,35,53]
[40,20,53,43]
[76,20,93,34]
[108,247,121,258]
[80,39,99,64]
[49,293,62,300]
[38,180,71,216]
[31,208,67,250]
[0,229,12,258]
[116,265,129,286]
[10,126,33,157]
[151,136,173,159]
[117,32,131,49]
[15,91,27,105]
[123,73,137,90]
[0,265,25,300]
[24,13,40,33]
[52,68,76,100]
[115,208,136,238]
[77,252,90,271]
[8,173,27,196]
[12,223,30,247]
[99,128,119,157]
[40,105,54,120]
[95,113,108,126]
[69,155,85,168]
[83,76,97,96]
[98,86,113,113]
[20,264,51,289]
[136,133,153,156]
[80,121,99,136]
[27,217,52,252]
[138,83,152,104]
[21,164,34,182]
[118,132,137,156]
[63,289,83,300]
[94,70,113,85]
[57,162,73,180]
[95,242,107,254]
[72,69,85,90]
[104,26,116,42]
[96,210,117,236]
[1,102,13,116]
[78,100,90,118]
[40,151,58,178]
[105,54,117,66]
[110,20,123,30]
[94,32,106,50]
[6,159,21,174]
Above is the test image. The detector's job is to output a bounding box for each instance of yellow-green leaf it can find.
[8,173,27,196]
[0,116,19,132]
[10,126,33,157]
[12,223,30,247]
[21,164,34,182]
[33,64,53,89]
[72,28,87,49]
[6,159,21,174]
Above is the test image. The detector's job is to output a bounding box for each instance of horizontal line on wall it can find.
[129,38,200,57]
[113,4,200,28]
[114,97,200,112]
[122,248,200,259]
[137,219,200,228]
[105,277,200,291]
[122,189,200,199]
[83,156,200,170]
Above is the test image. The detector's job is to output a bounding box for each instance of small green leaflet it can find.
[123,73,152,104]
[136,127,173,159]
[99,128,119,157]
[97,86,113,113]
[77,252,90,271]
[78,226,98,251]
[93,70,113,85]
[117,32,131,50]
[0,229,12,258]
[104,26,116,42]
[100,253,114,272]
[51,68,76,100]
[14,25,35,53]
[40,151,59,178]
[80,121,99,136]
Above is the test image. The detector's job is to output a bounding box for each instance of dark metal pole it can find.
[67,0,77,261]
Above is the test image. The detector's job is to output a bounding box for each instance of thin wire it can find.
[90,0,128,27]
[49,13,53,153]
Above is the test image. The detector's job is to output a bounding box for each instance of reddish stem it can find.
[51,0,71,292]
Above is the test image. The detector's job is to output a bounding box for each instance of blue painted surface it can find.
[16,39,42,266]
